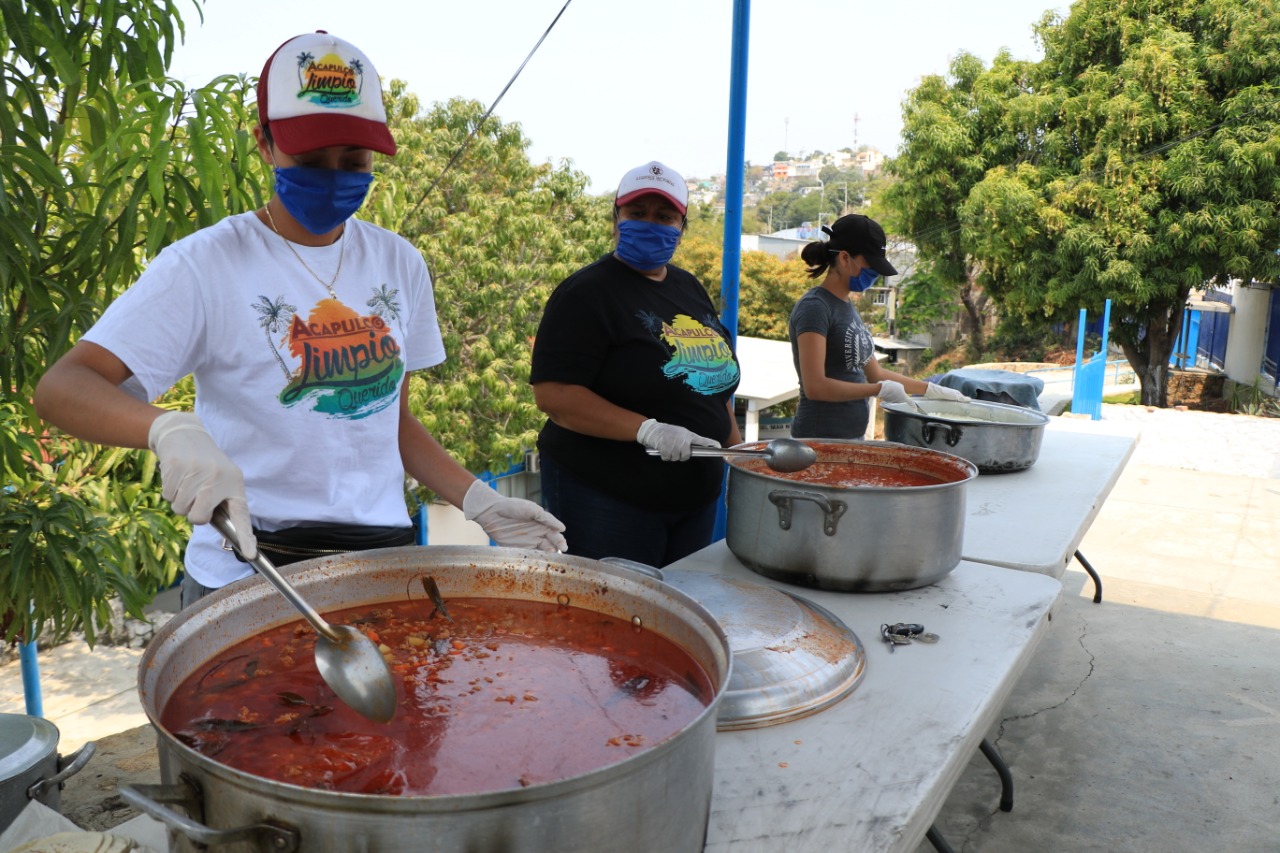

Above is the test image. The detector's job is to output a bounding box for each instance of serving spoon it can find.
[646,437,818,473]
[211,505,398,723]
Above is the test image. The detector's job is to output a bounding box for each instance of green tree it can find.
[962,0,1280,405]
[884,50,1037,356]
[2,0,263,644]
[365,90,612,483]
[675,234,811,341]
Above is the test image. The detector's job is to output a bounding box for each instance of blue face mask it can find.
[615,219,682,270]
[849,267,880,293]
[274,166,374,235]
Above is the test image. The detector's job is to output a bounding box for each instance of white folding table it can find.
[664,543,1063,853]
[960,418,1139,600]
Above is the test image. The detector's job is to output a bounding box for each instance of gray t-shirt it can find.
[788,286,875,439]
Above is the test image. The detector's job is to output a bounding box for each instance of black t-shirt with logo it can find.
[531,254,741,510]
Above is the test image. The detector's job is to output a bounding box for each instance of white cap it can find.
[257,31,396,155]
[614,161,688,215]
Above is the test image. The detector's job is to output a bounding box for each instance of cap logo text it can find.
[295,50,364,109]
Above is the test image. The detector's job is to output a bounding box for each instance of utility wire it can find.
[406,0,573,219]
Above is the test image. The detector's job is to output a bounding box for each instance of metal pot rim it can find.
[138,546,732,807]
[882,399,1051,427]
[727,438,978,488]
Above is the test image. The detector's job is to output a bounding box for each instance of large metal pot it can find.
[725,439,976,592]
[881,399,1050,473]
[0,714,95,832]
[122,547,731,853]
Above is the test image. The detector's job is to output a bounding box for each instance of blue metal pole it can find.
[714,0,751,544]
[20,640,43,717]
[720,0,750,345]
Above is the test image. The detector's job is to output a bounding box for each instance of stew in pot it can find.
[160,595,713,797]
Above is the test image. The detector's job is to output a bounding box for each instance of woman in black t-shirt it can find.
[530,161,741,566]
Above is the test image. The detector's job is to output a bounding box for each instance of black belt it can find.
[226,523,416,567]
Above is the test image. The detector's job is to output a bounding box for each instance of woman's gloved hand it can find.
[636,418,720,462]
[876,380,910,406]
[463,480,568,552]
[924,383,970,402]
[148,411,257,559]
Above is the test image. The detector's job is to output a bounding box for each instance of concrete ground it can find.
[2,404,1278,851]
[914,404,1280,853]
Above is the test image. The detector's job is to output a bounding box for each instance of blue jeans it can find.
[540,453,720,568]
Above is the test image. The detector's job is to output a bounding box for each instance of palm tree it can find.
[253,295,298,379]
[366,284,401,321]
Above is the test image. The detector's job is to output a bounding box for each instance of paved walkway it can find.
[3,404,1278,851]
[915,404,1280,852]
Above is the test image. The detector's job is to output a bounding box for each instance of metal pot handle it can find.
[920,420,964,447]
[598,556,664,581]
[27,741,96,800]
[119,777,299,851]
[767,489,847,535]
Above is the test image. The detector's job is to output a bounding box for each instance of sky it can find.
[167,0,1071,194]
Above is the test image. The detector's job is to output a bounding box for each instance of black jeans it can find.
[540,452,719,568]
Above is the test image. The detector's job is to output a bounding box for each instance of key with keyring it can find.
[880,623,912,652]
[885,622,941,645]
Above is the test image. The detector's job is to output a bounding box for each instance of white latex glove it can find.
[924,383,970,402]
[876,380,911,406]
[463,479,568,552]
[148,411,257,559]
[636,418,721,462]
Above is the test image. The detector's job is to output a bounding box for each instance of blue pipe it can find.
[20,640,42,717]
[720,0,750,345]
[714,0,751,543]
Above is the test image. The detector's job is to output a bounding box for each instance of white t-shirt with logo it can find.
[84,212,445,588]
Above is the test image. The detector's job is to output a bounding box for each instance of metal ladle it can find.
[646,437,818,473]
[211,505,397,723]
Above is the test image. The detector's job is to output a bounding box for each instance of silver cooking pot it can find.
[121,547,730,853]
[725,439,976,592]
[0,713,95,832]
[881,399,1050,473]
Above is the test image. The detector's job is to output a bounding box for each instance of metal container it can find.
[0,714,95,832]
[725,440,976,592]
[121,547,730,853]
[881,399,1050,473]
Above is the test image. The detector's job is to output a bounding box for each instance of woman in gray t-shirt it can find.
[787,215,966,439]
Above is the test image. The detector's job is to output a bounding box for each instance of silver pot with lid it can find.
[881,399,1050,473]
[0,713,96,832]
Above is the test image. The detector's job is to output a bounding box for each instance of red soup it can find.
[160,596,713,797]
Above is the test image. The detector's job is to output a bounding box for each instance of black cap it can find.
[824,214,897,277]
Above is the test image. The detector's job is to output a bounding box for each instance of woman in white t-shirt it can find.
[34,32,566,607]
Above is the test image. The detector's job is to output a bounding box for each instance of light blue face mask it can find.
[274,166,374,235]
[615,219,682,270]
[849,267,880,292]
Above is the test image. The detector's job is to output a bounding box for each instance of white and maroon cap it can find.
[614,161,688,215]
[257,31,396,156]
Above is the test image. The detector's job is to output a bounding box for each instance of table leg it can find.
[1074,549,1103,604]
[745,402,760,443]
[926,825,957,853]
[979,737,1014,812]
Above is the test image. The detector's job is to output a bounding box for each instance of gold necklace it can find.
[263,201,345,300]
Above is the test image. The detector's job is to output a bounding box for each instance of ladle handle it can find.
[210,505,342,644]
[645,446,768,460]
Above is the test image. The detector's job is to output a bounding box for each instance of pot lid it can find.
[661,571,865,731]
[0,713,59,781]
[882,399,1049,426]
